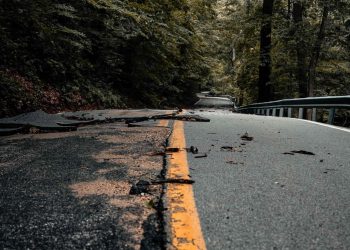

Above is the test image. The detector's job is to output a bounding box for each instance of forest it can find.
[1,0,349,117]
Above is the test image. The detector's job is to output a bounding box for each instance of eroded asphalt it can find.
[0,118,171,249]
[0,109,178,135]
[2,108,350,250]
[185,110,350,249]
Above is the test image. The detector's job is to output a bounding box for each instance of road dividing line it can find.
[166,120,206,250]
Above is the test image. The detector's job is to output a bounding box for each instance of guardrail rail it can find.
[238,96,350,125]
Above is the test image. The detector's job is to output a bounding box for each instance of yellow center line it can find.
[166,120,206,250]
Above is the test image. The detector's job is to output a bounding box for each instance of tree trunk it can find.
[246,0,252,14]
[308,5,329,97]
[287,0,292,19]
[292,1,308,98]
[258,0,275,102]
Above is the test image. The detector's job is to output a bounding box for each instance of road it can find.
[1,108,349,249]
[184,110,350,250]
[0,119,170,249]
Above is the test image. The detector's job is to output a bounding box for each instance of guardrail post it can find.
[312,108,317,121]
[288,108,292,118]
[298,108,304,119]
[272,108,276,116]
[328,108,335,125]
[279,108,284,117]
[265,109,269,116]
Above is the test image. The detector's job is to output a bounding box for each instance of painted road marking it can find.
[166,120,206,250]
[298,119,350,133]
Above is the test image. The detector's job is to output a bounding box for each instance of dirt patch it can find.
[70,178,130,198]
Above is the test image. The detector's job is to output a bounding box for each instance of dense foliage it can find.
[0,0,215,116]
[218,0,350,104]
[1,0,349,116]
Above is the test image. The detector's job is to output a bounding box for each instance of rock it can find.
[129,180,151,195]
[240,132,254,141]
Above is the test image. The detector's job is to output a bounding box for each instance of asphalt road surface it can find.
[0,121,169,250]
[184,110,350,250]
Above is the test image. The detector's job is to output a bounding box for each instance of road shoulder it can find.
[0,121,170,249]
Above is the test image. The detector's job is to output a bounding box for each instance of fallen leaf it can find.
[226,161,238,165]
[283,150,315,156]
[194,153,207,158]
[241,132,254,141]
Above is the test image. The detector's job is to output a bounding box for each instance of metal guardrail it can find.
[238,96,350,125]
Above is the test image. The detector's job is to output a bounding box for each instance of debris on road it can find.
[186,146,199,154]
[0,109,170,135]
[130,180,151,195]
[130,178,195,191]
[226,160,237,164]
[292,150,315,155]
[194,153,208,158]
[220,146,243,152]
[64,109,177,122]
[165,147,180,153]
[145,199,158,209]
[226,160,244,165]
[323,168,338,174]
[240,132,254,141]
[0,121,170,249]
[0,110,92,135]
[283,150,315,156]
[274,181,285,188]
[151,179,195,185]
[68,109,178,126]
[148,151,166,156]
[162,114,210,122]
[0,109,211,136]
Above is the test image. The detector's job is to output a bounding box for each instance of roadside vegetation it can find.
[1,0,349,117]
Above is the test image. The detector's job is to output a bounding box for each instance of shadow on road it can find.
[0,123,167,249]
